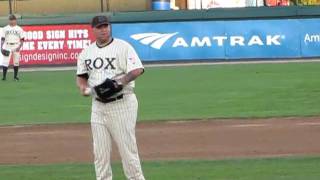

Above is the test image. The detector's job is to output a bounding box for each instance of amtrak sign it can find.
[131,33,284,49]
[131,33,178,49]
[112,19,320,61]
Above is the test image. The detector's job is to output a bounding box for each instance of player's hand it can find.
[114,78,124,87]
[80,86,91,96]
[1,49,10,56]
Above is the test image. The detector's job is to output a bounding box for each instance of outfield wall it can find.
[17,18,320,66]
[113,18,320,61]
[1,6,320,66]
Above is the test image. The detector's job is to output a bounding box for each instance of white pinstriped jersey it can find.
[77,38,143,90]
[1,25,25,44]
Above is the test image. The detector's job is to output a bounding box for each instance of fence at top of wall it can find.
[0,0,149,16]
[1,0,320,16]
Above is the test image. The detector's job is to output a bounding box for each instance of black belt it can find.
[96,94,123,103]
[7,43,17,45]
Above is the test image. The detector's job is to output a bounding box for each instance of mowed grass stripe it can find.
[0,62,320,125]
[0,157,320,180]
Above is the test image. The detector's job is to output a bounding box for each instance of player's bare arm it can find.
[15,38,24,52]
[1,38,5,54]
[116,68,144,85]
[76,75,90,96]
[1,37,4,49]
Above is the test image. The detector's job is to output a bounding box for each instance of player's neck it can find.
[96,38,113,48]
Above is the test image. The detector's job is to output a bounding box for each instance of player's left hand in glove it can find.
[1,49,10,56]
[94,78,123,102]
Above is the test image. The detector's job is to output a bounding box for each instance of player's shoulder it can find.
[3,25,10,30]
[113,38,133,48]
[16,25,24,31]
[85,42,98,51]
[79,42,97,56]
[3,25,22,31]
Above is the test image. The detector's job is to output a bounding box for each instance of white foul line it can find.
[296,122,320,126]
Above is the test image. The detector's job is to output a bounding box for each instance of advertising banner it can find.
[300,19,320,57]
[10,18,320,65]
[112,18,320,61]
[20,24,94,65]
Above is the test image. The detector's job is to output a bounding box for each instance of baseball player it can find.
[0,27,3,67]
[1,14,25,81]
[76,16,145,180]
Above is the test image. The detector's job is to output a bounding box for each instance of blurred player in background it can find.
[1,14,25,81]
[0,27,3,68]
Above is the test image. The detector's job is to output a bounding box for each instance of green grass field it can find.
[1,157,320,180]
[1,62,320,180]
[0,62,320,125]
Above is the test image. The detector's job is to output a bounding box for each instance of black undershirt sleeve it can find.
[77,73,89,80]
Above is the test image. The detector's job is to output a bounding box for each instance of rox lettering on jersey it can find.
[85,57,116,70]
[5,30,20,36]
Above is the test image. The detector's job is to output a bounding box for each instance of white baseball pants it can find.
[91,93,145,180]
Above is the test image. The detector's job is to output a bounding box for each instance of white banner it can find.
[188,0,263,9]
[208,0,246,8]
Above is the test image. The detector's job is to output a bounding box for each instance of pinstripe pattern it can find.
[77,38,143,89]
[91,94,145,180]
[77,38,145,180]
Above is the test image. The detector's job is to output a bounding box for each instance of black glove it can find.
[1,49,10,56]
[94,78,123,102]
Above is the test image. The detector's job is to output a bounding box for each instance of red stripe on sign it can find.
[20,24,95,66]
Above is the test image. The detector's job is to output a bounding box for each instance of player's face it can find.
[94,24,111,43]
[9,19,17,26]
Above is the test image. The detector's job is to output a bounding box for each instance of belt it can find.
[96,94,123,104]
[7,43,18,45]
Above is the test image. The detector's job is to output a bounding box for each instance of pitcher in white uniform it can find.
[76,16,145,180]
[1,14,25,81]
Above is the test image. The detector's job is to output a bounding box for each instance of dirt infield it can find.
[0,117,320,165]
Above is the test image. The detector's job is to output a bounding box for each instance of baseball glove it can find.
[1,49,10,56]
[94,78,123,102]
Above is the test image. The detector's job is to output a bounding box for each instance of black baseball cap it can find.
[91,16,110,28]
[9,14,16,20]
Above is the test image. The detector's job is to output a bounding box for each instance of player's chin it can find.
[100,33,109,39]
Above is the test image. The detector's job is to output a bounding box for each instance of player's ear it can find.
[109,25,112,35]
